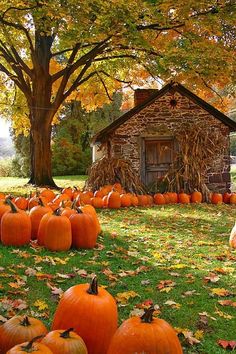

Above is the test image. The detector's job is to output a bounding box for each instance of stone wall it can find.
[104,91,231,192]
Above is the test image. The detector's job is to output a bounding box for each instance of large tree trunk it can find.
[28,120,58,188]
[27,32,59,188]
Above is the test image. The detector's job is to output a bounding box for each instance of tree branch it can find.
[96,72,113,101]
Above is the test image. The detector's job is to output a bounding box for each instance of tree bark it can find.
[28,120,58,188]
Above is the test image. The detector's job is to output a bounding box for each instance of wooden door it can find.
[144,139,173,185]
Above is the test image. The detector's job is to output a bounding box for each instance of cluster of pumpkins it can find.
[0,188,101,251]
[0,277,183,354]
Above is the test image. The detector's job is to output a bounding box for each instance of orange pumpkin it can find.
[120,193,132,207]
[91,196,104,208]
[191,191,202,203]
[130,194,138,207]
[62,187,73,200]
[154,193,166,205]
[107,190,121,209]
[94,190,105,198]
[211,193,223,205]
[178,192,190,204]
[69,210,98,249]
[0,198,11,240]
[43,209,72,251]
[113,182,123,193]
[1,200,31,246]
[0,316,47,354]
[107,306,183,354]
[6,337,53,354]
[167,192,178,204]
[14,196,28,210]
[37,211,53,246]
[41,328,88,354]
[223,192,231,204]
[52,277,118,354]
[29,199,52,240]
[39,188,56,202]
[137,194,148,206]
[230,193,236,205]
[80,204,101,234]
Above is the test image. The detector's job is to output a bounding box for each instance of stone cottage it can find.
[92,82,236,192]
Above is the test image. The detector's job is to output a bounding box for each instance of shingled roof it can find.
[93,82,236,143]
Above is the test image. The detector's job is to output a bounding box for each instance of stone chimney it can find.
[134,89,158,106]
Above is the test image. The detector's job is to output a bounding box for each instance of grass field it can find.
[0,175,87,195]
[0,202,236,353]
[0,175,236,352]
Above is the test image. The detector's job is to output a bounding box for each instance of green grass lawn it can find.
[0,175,87,195]
[0,203,236,353]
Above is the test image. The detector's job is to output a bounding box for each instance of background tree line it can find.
[9,93,123,177]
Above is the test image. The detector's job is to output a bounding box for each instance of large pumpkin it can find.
[41,328,88,354]
[52,277,118,354]
[107,306,183,354]
[69,209,98,249]
[43,209,72,251]
[6,336,53,354]
[1,200,31,246]
[0,316,47,354]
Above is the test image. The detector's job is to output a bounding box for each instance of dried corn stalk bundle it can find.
[165,121,226,201]
[85,156,147,194]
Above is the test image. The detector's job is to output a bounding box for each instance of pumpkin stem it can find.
[6,199,18,213]
[38,198,45,207]
[53,208,62,216]
[87,276,98,295]
[60,328,74,338]
[76,207,83,214]
[60,200,66,208]
[21,335,44,351]
[140,306,155,323]
[71,199,77,209]
[20,316,31,327]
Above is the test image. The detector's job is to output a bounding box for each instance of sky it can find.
[0,118,10,138]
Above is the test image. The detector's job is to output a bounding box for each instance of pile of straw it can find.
[84,156,146,194]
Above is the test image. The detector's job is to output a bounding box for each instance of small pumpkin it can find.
[120,193,132,207]
[154,193,166,205]
[52,277,118,354]
[107,306,183,354]
[229,193,236,205]
[6,336,53,354]
[41,328,88,354]
[14,196,28,210]
[39,188,56,202]
[178,192,190,204]
[0,316,47,354]
[107,190,121,209]
[1,200,31,246]
[191,190,202,203]
[91,196,104,209]
[211,193,223,205]
[223,192,231,204]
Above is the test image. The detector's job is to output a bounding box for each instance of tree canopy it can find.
[0,0,235,186]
